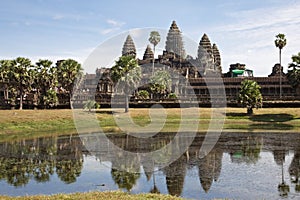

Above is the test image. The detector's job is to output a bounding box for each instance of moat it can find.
[1,132,300,199]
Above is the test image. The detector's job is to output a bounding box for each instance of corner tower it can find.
[143,45,154,60]
[122,35,136,58]
[212,43,222,73]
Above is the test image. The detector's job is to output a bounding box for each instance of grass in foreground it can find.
[0,191,183,200]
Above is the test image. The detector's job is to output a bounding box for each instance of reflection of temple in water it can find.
[197,149,223,193]
[1,132,300,196]
[163,155,187,196]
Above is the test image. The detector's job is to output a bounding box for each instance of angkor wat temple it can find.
[76,20,299,107]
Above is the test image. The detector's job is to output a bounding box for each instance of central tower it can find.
[165,21,186,58]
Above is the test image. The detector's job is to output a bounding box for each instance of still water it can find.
[0,132,300,199]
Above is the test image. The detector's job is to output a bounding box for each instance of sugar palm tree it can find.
[0,60,13,101]
[111,55,141,113]
[10,57,33,110]
[287,52,300,93]
[56,59,83,107]
[238,80,263,115]
[274,33,287,99]
[35,59,58,108]
[148,31,161,75]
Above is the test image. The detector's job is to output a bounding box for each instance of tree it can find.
[274,33,287,99]
[148,31,161,75]
[111,168,140,191]
[0,60,13,101]
[43,89,59,108]
[56,59,83,107]
[287,52,300,94]
[137,90,149,100]
[35,59,58,108]
[150,70,172,99]
[238,80,263,115]
[111,56,141,113]
[10,57,33,110]
[168,93,177,99]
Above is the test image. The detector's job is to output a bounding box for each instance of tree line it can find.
[0,57,83,109]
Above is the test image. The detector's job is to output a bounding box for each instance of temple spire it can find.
[199,33,212,56]
[122,35,136,58]
[165,20,185,58]
[212,43,222,73]
[143,45,154,60]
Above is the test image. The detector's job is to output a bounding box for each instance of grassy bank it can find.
[0,108,299,141]
[0,109,77,141]
[0,191,183,200]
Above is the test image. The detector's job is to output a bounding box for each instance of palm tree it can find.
[274,33,287,99]
[10,57,33,110]
[238,80,263,115]
[111,56,141,113]
[35,59,58,108]
[278,165,290,197]
[0,60,12,101]
[287,52,300,94]
[148,31,161,75]
[56,59,83,107]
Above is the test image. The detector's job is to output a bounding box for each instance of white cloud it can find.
[24,21,31,26]
[52,14,64,20]
[100,28,116,35]
[52,13,84,21]
[100,19,125,35]
[107,19,125,27]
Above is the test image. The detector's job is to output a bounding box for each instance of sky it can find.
[0,0,299,76]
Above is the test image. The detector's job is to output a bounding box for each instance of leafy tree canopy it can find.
[238,79,263,114]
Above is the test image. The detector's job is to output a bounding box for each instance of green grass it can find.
[0,191,183,200]
[0,110,77,141]
[0,107,299,142]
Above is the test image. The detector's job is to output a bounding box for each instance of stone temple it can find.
[78,20,300,107]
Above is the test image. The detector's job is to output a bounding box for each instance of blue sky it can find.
[1,0,299,76]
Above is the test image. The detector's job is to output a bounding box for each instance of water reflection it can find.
[289,148,300,193]
[0,136,83,187]
[0,132,300,199]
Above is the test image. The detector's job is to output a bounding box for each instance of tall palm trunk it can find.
[279,48,282,99]
[247,107,253,115]
[69,92,72,109]
[152,45,155,75]
[125,95,129,113]
[125,83,129,113]
[19,85,23,110]
[4,84,8,100]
